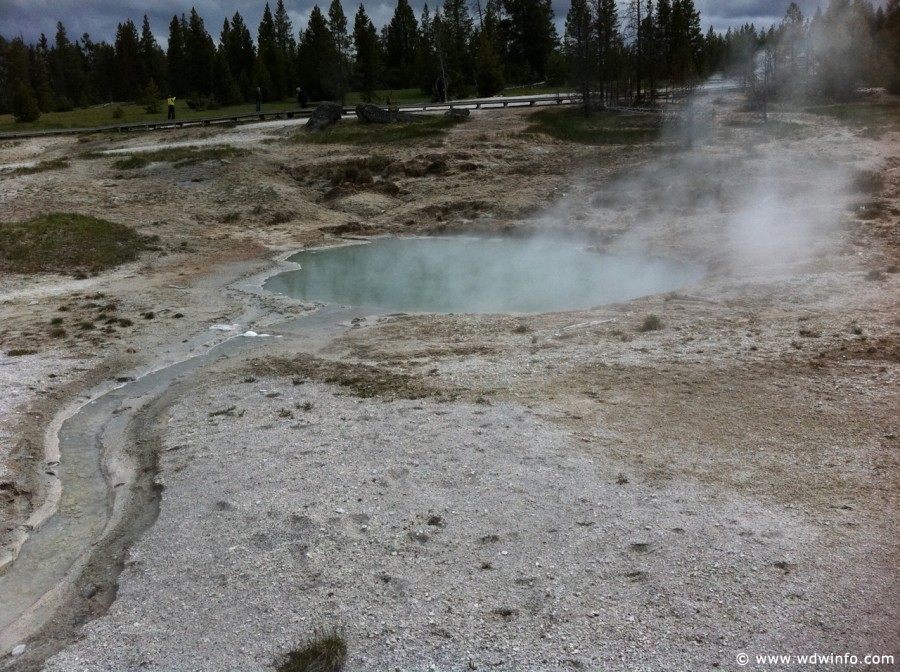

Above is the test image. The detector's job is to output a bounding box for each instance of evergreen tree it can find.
[50,22,87,108]
[221,12,256,100]
[297,5,338,100]
[884,0,900,92]
[167,15,188,96]
[353,3,383,101]
[185,8,216,98]
[212,49,242,105]
[32,35,55,112]
[274,0,297,92]
[473,27,505,95]
[385,0,420,88]
[565,0,595,112]
[8,38,40,122]
[414,4,439,92]
[436,0,475,96]
[328,0,351,103]
[114,20,142,100]
[595,0,621,104]
[670,0,702,84]
[258,3,285,97]
[782,2,806,80]
[139,16,167,95]
[653,0,672,82]
[501,0,558,81]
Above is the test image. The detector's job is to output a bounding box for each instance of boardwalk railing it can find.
[0,93,581,140]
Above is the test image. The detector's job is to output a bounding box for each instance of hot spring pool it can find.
[263,237,704,313]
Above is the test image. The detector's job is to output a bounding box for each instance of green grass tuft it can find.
[296,116,466,145]
[276,629,347,672]
[0,213,151,275]
[112,145,249,170]
[7,158,70,176]
[522,107,663,144]
[638,314,664,332]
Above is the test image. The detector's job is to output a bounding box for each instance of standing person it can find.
[296,87,309,109]
[255,87,262,113]
[435,75,446,103]
[167,95,176,120]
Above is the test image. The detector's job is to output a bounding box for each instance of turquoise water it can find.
[264,237,704,313]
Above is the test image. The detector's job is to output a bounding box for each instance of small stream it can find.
[0,333,271,645]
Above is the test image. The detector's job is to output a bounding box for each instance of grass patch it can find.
[8,158,70,176]
[0,213,151,275]
[721,117,808,139]
[523,107,663,144]
[296,116,466,145]
[111,145,249,170]
[638,314,664,332]
[252,354,445,400]
[276,629,347,672]
[804,99,900,135]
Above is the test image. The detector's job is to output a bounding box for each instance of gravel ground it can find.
[40,369,897,671]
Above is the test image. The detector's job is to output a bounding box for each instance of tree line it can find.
[1,0,898,122]
[566,0,900,110]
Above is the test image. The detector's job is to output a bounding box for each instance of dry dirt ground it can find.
[0,95,898,670]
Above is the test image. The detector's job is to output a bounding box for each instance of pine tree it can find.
[8,38,40,122]
[114,20,141,100]
[221,12,256,101]
[298,6,337,100]
[328,0,351,103]
[353,3,383,101]
[385,0,420,88]
[167,15,188,96]
[565,0,595,112]
[139,16,167,96]
[32,35,55,112]
[50,22,87,109]
[414,4,439,92]
[274,0,297,93]
[473,28,505,95]
[595,0,621,105]
[184,8,216,98]
[501,0,558,82]
[258,3,286,98]
[436,0,475,95]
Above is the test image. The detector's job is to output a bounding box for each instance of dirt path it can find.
[0,96,898,669]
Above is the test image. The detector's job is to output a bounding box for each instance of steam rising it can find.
[536,94,863,279]
[266,91,871,314]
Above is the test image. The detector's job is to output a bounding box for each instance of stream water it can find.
[0,334,268,648]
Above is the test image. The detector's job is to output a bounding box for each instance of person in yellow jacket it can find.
[167,95,176,120]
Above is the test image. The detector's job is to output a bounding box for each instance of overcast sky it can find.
[0,0,886,48]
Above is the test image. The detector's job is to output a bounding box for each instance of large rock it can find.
[305,102,344,133]
[355,103,416,124]
[445,108,470,119]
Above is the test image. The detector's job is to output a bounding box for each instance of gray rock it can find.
[305,102,344,133]
[445,107,470,118]
[355,103,416,124]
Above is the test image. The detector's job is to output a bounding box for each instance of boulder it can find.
[445,108,471,119]
[355,103,416,124]
[305,102,344,133]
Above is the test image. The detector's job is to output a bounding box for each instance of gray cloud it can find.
[0,0,888,47]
